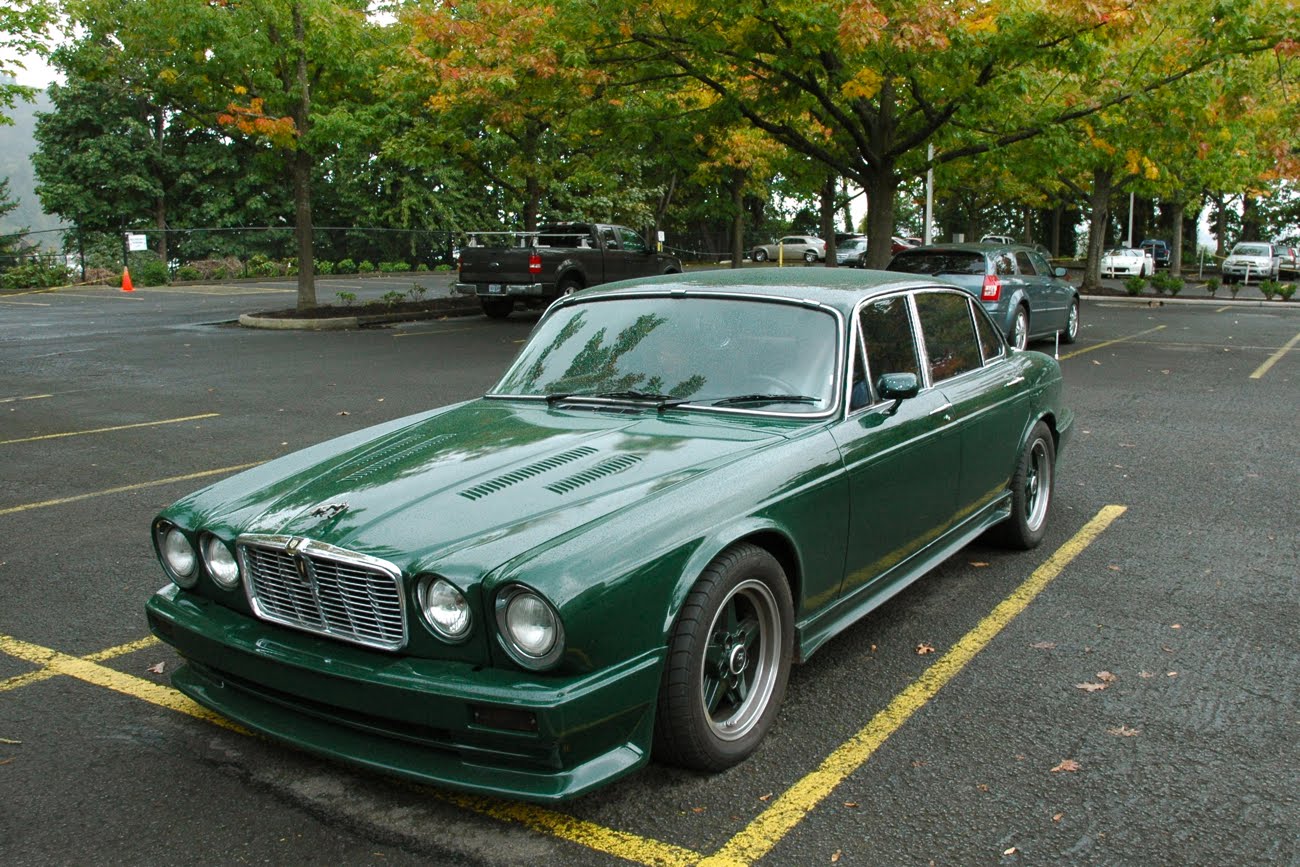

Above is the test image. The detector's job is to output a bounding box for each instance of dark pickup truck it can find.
[454,223,683,318]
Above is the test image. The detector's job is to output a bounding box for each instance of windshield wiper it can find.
[711,393,819,407]
[545,390,697,411]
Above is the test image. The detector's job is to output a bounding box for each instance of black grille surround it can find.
[238,535,407,651]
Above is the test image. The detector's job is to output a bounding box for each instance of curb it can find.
[238,300,481,330]
[1080,294,1295,309]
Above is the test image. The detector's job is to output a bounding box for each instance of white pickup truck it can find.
[1220,242,1280,283]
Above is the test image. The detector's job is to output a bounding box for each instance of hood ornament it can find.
[309,501,349,519]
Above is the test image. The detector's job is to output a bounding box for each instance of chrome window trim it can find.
[238,533,408,651]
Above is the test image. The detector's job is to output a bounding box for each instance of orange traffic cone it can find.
[121,267,134,292]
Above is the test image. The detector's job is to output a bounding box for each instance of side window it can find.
[619,228,647,253]
[1015,252,1038,275]
[601,227,620,249]
[994,254,1015,276]
[849,332,870,411]
[972,299,1005,362]
[915,292,982,383]
[1029,252,1054,275]
[859,295,920,388]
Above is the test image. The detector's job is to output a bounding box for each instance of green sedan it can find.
[146,268,1072,802]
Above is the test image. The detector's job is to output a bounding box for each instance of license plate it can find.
[487,283,503,294]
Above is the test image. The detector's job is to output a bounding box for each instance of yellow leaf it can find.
[842,68,884,101]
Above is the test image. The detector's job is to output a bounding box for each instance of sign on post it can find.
[126,233,148,252]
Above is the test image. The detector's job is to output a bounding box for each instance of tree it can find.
[0,0,55,123]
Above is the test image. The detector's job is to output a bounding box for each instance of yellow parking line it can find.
[0,636,159,692]
[0,633,247,733]
[0,412,219,446]
[0,461,263,517]
[0,393,52,404]
[1216,306,1232,313]
[700,505,1127,867]
[394,326,478,338]
[1249,330,1300,380]
[1059,325,1165,360]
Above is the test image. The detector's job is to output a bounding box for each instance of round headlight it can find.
[160,526,197,587]
[497,589,563,668]
[203,536,240,589]
[418,577,470,640]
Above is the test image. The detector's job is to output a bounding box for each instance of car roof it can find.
[577,267,941,316]
[892,242,1036,255]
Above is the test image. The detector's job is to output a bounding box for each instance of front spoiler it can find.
[146,585,661,802]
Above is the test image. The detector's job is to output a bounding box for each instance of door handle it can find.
[1004,376,1025,388]
[928,401,953,417]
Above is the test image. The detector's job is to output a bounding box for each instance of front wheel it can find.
[480,297,513,319]
[654,544,794,771]
[1060,297,1080,344]
[992,421,1056,550]
[753,249,768,262]
[803,250,817,263]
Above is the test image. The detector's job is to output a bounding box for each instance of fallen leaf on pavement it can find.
[1051,759,1082,773]
[916,643,936,655]
[147,662,166,675]
[1030,641,1057,650]
[1052,812,1064,823]
[843,801,858,808]
[1139,671,1155,678]
[831,850,842,863]
[1003,847,1018,856]
[1075,681,1107,692]
[337,410,349,416]
[691,806,705,814]
[1107,724,1141,737]
[0,737,20,745]
[758,793,773,802]
[1096,671,1116,683]
[970,561,990,568]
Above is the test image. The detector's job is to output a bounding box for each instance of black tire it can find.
[1010,305,1030,351]
[803,249,817,263]
[753,249,768,262]
[654,543,794,771]
[557,275,583,297]
[992,421,1055,550]
[1060,297,1080,344]
[480,297,513,319]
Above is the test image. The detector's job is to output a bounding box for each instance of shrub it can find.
[1123,275,1147,296]
[128,253,169,286]
[1153,272,1182,296]
[416,263,429,272]
[336,258,357,274]
[406,284,428,301]
[315,259,334,275]
[335,291,357,306]
[187,257,242,280]
[1228,281,1241,299]
[1,260,71,289]
[1259,279,1280,300]
[358,260,376,274]
[379,261,411,273]
[1278,283,1296,301]
[380,290,405,307]
[1205,277,1220,297]
[176,265,202,282]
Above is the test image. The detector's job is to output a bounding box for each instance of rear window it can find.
[887,251,986,276]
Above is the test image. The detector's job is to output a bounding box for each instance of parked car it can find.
[455,223,682,319]
[835,236,870,267]
[1101,247,1155,278]
[1221,242,1280,283]
[751,235,825,263]
[145,268,1071,802]
[980,234,1017,245]
[891,236,918,254]
[1139,239,1171,269]
[1273,241,1298,276]
[887,243,1080,350]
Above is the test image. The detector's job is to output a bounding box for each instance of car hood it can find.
[168,399,789,573]
[1224,253,1272,263]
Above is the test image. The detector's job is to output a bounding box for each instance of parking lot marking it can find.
[0,461,264,517]
[446,793,704,867]
[1216,306,1232,313]
[0,297,51,306]
[0,412,219,446]
[1250,330,1300,379]
[0,393,52,404]
[0,636,159,692]
[1059,325,1166,361]
[0,633,248,733]
[700,505,1128,867]
[393,326,480,338]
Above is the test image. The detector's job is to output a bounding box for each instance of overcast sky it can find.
[1,48,60,89]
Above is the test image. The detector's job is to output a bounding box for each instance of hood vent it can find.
[458,446,599,501]
[545,454,644,495]
[338,434,452,484]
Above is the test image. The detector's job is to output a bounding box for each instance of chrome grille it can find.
[239,535,406,651]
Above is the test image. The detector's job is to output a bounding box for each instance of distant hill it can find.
[0,83,67,239]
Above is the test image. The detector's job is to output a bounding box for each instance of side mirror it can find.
[876,372,920,415]
[1054,267,1068,278]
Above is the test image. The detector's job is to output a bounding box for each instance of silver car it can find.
[751,235,825,263]
[1221,242,1280,283]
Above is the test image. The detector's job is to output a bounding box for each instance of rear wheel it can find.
[1010,306,1030,350]
[654,544,793,771]
[753,249,768,262]
[993,421,1055,550]
[557,276,583,297]
[480,297,513,319]
[803,250,817,263]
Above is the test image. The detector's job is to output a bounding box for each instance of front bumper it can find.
[146,584,661,802]
[1221,262,1273,278]
[453,282,546,298]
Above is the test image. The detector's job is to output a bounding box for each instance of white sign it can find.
[127,233,148,252]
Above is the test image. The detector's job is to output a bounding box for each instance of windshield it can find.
[1231,244,1271,256]
[840,239,867,251]
[491,295,840,414]
[1105,249,1142,258]
[888,250,985,275]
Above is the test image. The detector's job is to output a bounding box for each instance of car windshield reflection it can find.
[490,295,840,414]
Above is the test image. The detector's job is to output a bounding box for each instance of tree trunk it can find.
[863,166,899,268]
[1083,166,1114,292]
[840,177,854,234]
[821,174,837,266]
[1241,194,1259,242]
[1169,198,1186,277]
[729,171,745,268]
[292,1,316,310]
[1051,206,1063,258]
[1214,195,1228,256]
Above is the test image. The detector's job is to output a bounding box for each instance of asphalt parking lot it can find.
[1,277,1297,866]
